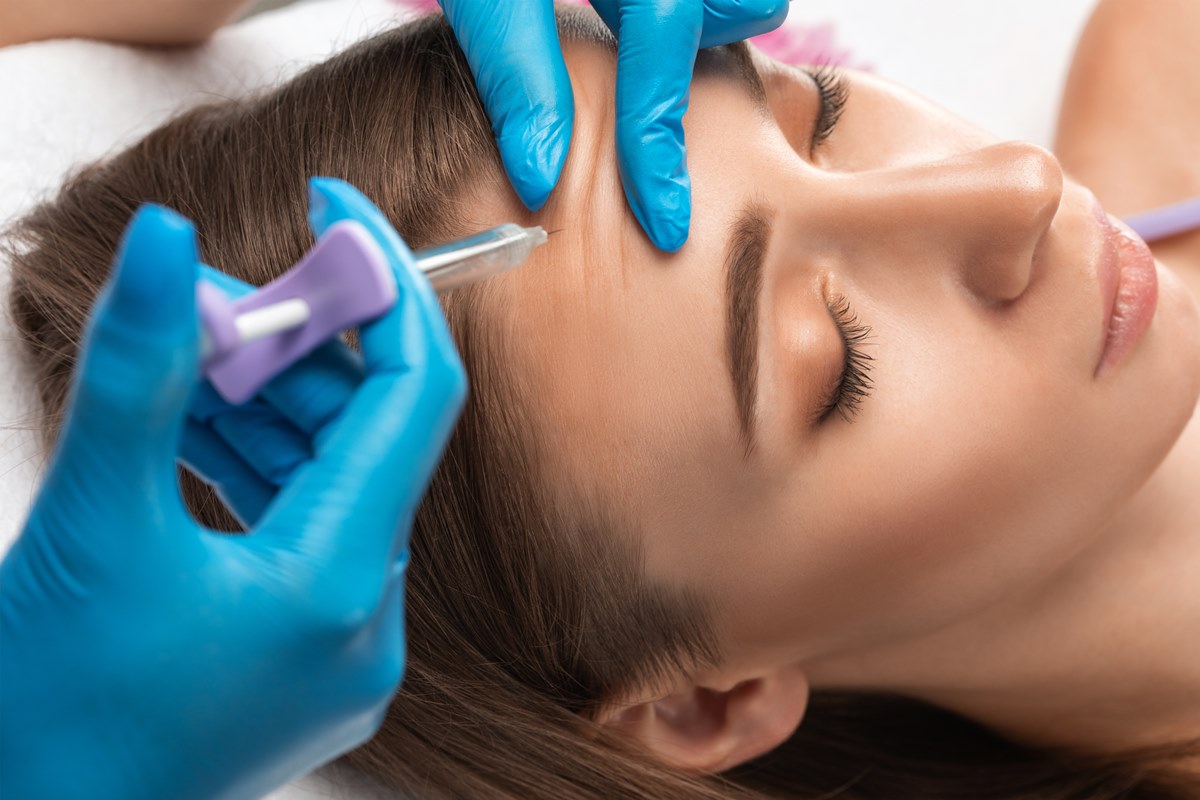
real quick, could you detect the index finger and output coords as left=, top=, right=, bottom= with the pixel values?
left=441, top=0, right=574, bottom=211
left=606, top=0, right=705, bottom=252
left=254, top=180, right=466, bottom=571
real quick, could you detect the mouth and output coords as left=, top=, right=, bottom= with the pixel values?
left=1091, top=197, right=1159, bottom=377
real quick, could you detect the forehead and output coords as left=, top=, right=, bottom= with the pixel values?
left=477, top=38, right=777, bottom=520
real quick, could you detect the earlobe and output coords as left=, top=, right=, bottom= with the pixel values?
left=598, top=666, right=810, bottom=773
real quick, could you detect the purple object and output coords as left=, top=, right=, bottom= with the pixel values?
left=1124, top=197, right=1200, bottom=243
left=198, top=220, right=396, bottom=404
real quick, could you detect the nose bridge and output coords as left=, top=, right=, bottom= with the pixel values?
left=816, top=142, right=1064, bottom=302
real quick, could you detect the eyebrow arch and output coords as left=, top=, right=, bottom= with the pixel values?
left=724, top=203, right=773, bottom=457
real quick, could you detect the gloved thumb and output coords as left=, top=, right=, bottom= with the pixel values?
left=48, top=205, right=201, bottom=523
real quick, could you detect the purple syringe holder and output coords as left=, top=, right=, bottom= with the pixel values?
left=1124, top=198, right=1200, bottom=243
left=197, top=220, right=396, bottom=405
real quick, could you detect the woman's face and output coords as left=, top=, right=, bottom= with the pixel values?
left=473, top=38, right=1200, bottom=673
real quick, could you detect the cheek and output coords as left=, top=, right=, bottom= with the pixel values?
left=875, top=330, right=1118, bottom=544
left=792, top=323, right=1122, bottom=639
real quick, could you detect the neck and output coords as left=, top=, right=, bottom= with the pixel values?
left=806, top=412, right=1200, bottom=759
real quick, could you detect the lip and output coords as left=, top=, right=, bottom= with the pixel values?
left=1091, top=198, right=1159, bottom=377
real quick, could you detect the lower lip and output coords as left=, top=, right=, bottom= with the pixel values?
left=1094, top=206, right=1159, bottom=377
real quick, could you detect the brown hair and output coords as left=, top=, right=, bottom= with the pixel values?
left=6, top=10, right=1199, bottom=799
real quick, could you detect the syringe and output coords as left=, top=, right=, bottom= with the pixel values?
left=418, top=223, right=549, bottom=293
left=197, top=221, right=552, bottom=403
left=202, top=223, right=549, bottom=357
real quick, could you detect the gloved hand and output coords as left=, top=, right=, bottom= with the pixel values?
left=440, top=0, right=789, bottom=252
left=0, top=179, right=466, bottom=800
left=180, top=178, right=409, bottom=528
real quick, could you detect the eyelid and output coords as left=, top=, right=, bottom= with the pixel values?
left=814, top=293, right=875, bottom=425
left=802, top=66, right=850, bottom=158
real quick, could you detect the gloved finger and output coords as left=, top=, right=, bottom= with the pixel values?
left=189, top=379, right=237, bottom=423
left=181, top=384, right=278, bottom=501
left=260, top=343, right=363, bottom=434
left=208, top=400, right=312, bottom=486
left=180, top=418, right=275, bottom=528
left=589, top=0, right=790, bottom=64
left=365, top=567, right=408, bottom=699
left=696, top=0, right=790, bottom=48
left=304, top=178, right=463, bottom=388
left=601, top=0, right=705, bottom=252
left=190, top=339, right=362, bottom=436
left=197, top=261, right=253, bottom=298
left=196, top=263, right=364, bottom=436
left=255, top=179, right=465, bottom=583
left=440, top=0, right=573, bottom=211
left=378, top=557, right=409, bottom=658
left=42, top=205, right=200, bottom=539
left=188, top=266, right=252, bottom=426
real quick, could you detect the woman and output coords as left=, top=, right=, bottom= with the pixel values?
left=7, top=2, right=1200, bottom=798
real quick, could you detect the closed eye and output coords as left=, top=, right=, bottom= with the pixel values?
left=815, top=294, right=875, bottom=424
left=804, top=66, right=849, bottom=154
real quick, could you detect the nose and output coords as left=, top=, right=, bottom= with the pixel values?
left=816, top=142, right=1064, bottom=303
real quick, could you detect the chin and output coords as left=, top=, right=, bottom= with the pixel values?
left=1154, top=262, right=1200, bottom=410
left=1117, top=261, right=1200, bottom=480
left=1063, top=260, right=1199, bottom=523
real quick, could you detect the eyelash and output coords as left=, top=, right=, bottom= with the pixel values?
left=817, top=295, right=875, bottom=424
left=800, top=67, right=864, bottom=422
left=805, top=66, right=850, bottom=150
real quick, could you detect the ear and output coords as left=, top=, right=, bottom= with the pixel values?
left=597, top=665, right=810, bottom=773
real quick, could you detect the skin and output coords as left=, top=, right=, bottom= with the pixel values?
left=0, top=0, right=253, bottom=46
left=457, top=1, right=1200, bottom=769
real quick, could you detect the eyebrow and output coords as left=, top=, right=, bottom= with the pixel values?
left=694, top=41, right=768, bottom=108
left=725, top=204, right=773, bottom=457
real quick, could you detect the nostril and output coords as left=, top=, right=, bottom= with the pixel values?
left=1012, top=145, right=1063, bottom=299
left=958, top=143, right=1063, bottom=303
left=960, top=234, right=1034, bottom=303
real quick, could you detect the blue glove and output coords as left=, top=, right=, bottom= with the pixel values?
left=180, top=179, right=413, bottom=528
left=0, top=179, right=466, bottom=800
left=440, top=0, right=789, bottom=252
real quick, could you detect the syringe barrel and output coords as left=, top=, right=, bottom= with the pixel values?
left=414, top=223, right=547, bottom=293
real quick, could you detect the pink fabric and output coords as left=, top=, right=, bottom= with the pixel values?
left=396, top=0, right=864, bottom=68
